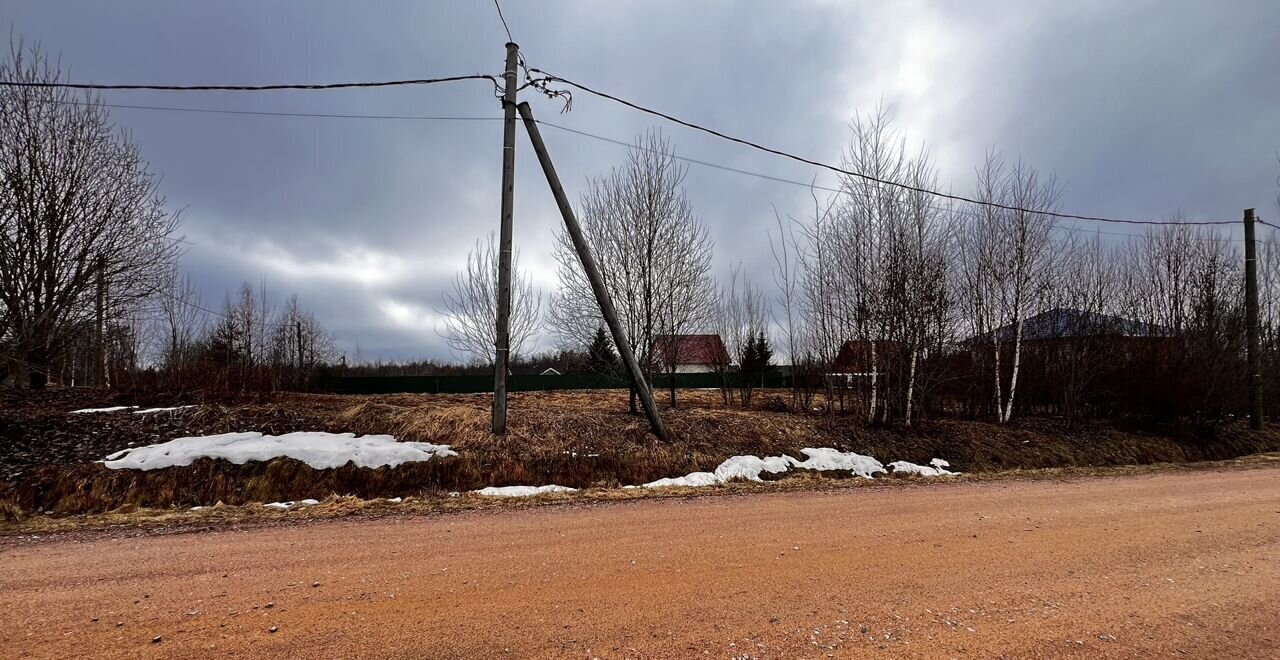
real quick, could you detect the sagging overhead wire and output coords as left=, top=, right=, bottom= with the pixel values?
left=531, top=120, right=1246, bottom=244
left=527, top=68, right=1239, bottom=227
left=493, top=0, right=514, bottom=43
left=145, top=282, right=295, bottom=330
left=53, top=98, right=1248, bottom=243
left=4, top=64, right=1245, bottom=230
left=53, top=99, right=503, bottom=122
left=0, top=73, right=505, bottom=95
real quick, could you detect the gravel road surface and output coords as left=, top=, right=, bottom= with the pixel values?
left=2, top=468, right=1277, bottom=658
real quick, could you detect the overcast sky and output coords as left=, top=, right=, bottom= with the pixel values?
left=6, top=0, right=1279, bottom=362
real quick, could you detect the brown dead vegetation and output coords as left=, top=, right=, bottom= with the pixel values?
left=3, top=388, right=1279, bottom=519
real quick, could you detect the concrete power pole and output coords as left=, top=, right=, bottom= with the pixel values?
left=492, top=42, right=520, bottom=434
left=1244, top=208, right=1263, bottom=430
left=515, top=100, right=670, bottom=441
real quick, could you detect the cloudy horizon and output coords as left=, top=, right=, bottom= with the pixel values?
left=6, top=0, right=1279, bottom=362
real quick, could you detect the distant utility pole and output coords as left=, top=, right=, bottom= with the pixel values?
left=96, top=254, right=109, bottom=389
left=516, top=100, right=670, bottom=441
left=1244, top=208, right=1263, bottom=430
left=296, top=320, right=305, bottom=374
left=492, top=41, right=520, bottom=434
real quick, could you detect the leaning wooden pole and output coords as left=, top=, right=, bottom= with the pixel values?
left=492, top=42, right=520, bottom=434
left=515, top=101, right=670, bottom=440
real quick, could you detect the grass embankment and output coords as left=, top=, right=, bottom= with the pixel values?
left=2, top=389, right=1278, bottom=519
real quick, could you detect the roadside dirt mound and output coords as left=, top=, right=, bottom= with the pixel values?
left=3, top=389, right=1279, bottom=516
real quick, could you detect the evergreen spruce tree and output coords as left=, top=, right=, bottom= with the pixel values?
left=586, top=325, right=619, bottom=375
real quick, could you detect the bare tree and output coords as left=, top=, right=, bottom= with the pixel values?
left=1051, top=232, right=1120, bottom=426
left=270, top=294, right=337, bottom=388
left=548, top=129, right=714, bottom=411
left=960, top=153, right=1060, bottom=422
left=153, top=269, right=206, bottom=387
left=769, top=206, right=805, bottom=409
left=0, top=39, right=180, bottom=387
left=795, top=108, right=956, bottom=425
left=713, top=263, right=768, bottom=406
left=441, top=232, right=541, bottom=365
left=795, top=186, right=842, bottom=421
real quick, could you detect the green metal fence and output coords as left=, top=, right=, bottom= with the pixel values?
left=327, top=372, right=790, bottom=395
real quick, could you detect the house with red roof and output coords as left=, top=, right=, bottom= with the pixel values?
left=650, top=334, right=731, bottom=373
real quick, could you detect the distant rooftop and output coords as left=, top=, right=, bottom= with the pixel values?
left=975, top=308, right=1174, bottom=343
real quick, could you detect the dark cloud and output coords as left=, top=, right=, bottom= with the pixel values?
left=6, top=0, right=1278, bottom=359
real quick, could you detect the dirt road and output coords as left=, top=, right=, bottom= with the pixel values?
left=2, top=469, right=1278, bottom=659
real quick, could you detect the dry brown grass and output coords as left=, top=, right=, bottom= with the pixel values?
left=5, top=389, right=1280, bottom=519
left=6, top=453, right=1277, bottom=540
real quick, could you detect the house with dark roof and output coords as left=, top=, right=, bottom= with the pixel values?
left=972, top=308, right=1173, bottom=344
left=650, top=334, right=731, bottom=373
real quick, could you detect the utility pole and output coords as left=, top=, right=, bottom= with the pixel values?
left=492, top=41, right=520, bottom=434
left=516, top=101, right=670, bottom=440
left=296, top=320, right=304, bottom=375
left=96, top=254, right=109, bottom=388
left=1244, top=208, right=1263, bottom=430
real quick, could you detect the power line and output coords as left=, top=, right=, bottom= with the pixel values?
left=529, top=68, right=1239, bottom=228
left=55, top=99, right=501, bottom=122
left=532, top=119, right=1244, bottom=243
left=59, top=99, right=1244, bottom=243
left=493, top=0, right=514, bottom=43
left=146, top=282, right=293, bottom=330
left=1, top=69, right=1246, bottom=229
left=0, top=73, right=501, bottom=93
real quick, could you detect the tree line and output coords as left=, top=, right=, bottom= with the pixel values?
left=0, top=41, right=335, bottom=392
left=443, top=107, right=1280, bottom=428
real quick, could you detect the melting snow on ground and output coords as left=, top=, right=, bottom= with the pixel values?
left=634, top=472, right=721, bottom=489
left=888, top=460, right=957, bottom=477
left=790, top=448, right=886, bottom=478
left=133, top=405, right=198, bottom=414
left=263, top=498, right=321, bottom=510
left=634, top=448, right=957, bottom=489
left=71, top=405, right=198, bottom=414
left=70, top=406, right=138, bottom=414
left=100, top=431, right=457, bottom=471
left=473, top=485, right=578, bottom=497
left=714, top=455, right=792, bottom=481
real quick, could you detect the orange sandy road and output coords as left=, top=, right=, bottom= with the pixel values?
left=2, top=469, right=1278, bottom=659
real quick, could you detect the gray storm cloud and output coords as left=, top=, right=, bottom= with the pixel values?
left=6, top=0, right=1278, bottom=360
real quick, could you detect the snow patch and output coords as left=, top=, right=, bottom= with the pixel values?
left=714, top=455, right=793, bottom=482
left=102, top=448, right=132, bottom=461
left=473, top=485, right=577, bottom=497
left=791, top=448, right=886, bottom=478
left=888, top=460, right=957, bottom=477
left=70, top=406, right=137, bottom=414
left=638, top=471, right=721, bottom=489
left=635, top=449, right=915, bottom=489
left=386, top=497, right=403, bottom=504
left=100, top=431, right=457, bottom=471
left=263, top=499, right=320, bottom=510
left=133, top=405, right=198, bottom=414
